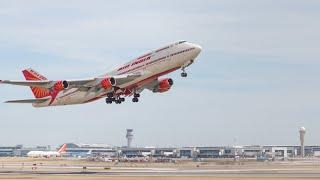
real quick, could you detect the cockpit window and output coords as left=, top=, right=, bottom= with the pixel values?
left=179, top=41, right=187, bottom=44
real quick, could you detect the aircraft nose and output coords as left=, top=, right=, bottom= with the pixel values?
left=192, top=44, right=202, bottom=55
left=194, top=44, right=202, bottom=54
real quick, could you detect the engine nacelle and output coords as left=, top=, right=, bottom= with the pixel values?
left=101, top=77, right=116, bottom=89
left=153, top=78, right=174, bottom=93
left=53, top=81, right=69, bottom=91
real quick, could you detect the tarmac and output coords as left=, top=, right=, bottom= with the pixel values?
left=0, top=157, right=320, bottom=179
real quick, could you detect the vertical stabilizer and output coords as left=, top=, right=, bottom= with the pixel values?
left=22, top=68, right=50, bottom=99
left=58, top=144, right=67, bottom=154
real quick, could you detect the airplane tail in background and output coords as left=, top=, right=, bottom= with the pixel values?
left=58, top=144, right=67, bottom=154
left=22, top=68, right=51, bottom=99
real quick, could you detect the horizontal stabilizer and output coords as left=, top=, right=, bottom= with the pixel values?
left=5, top=98, right=49, bottom=104
left=0, top=79, right=96, bottom=88
left=0, top=80, right=51, bottom=87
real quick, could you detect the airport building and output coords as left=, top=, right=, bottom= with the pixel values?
left=62, top=143, right=117, bottom=158
left=0, top=145, right=22, bottom=157
left=0, top=145, right=49, bottom=157
left=1, top=144, right=320, bottom=159
left=0, top=127, right=314, bottom=160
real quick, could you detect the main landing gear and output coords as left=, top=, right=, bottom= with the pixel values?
left=105, top=92, right=125, bottom=104
left=105, top=91, right=141, bottom=104
left=115, top=97, right=125, bottom=104
left=105, top=97, right=113, bottom=104
left=132, top=93, right=140, bottom=103
left=106, top=97, right=125, bottom=104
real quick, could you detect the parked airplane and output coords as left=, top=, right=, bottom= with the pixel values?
left=27, top=144, right=67, bottom=158
left=1, top=41, right=201, bottom=107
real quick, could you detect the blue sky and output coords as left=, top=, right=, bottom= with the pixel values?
left=0, top=0, right=320, bottom=148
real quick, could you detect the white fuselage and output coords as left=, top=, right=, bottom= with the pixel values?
left=33, top=41, right=201, bottom=107
left=27, top=151, right=61, bottom=158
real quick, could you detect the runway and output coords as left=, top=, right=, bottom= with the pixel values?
left=0, top=165, right=320, bottom=178
left=0, top=158, right=320, bottom=179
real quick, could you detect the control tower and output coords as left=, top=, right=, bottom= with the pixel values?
left=126, top=129, right=133, bottom=148
left=299, top=127, right=306, bottom=157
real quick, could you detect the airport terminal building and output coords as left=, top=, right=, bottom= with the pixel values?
left=2, top=143, right=320, bottom=159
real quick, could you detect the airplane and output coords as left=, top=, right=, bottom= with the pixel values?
left=0, top=41, right=202, bottom=107
left=27, top=144, right=67, bottom=158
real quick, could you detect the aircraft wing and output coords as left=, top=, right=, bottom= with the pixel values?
left=5, top=98, right=50, bottom=104
left=0, top=71, right=146, bottom=89
left=113, top=72, right=145, bottom=85
left=0, top=78, right=97, bottom=89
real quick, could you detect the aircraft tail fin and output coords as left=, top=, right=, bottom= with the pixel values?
left=58, top=144, right=67, bottom=154
left=22, top=68, right=51, bottom=99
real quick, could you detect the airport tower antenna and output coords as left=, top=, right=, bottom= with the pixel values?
left=299, top=127, right=306, bottom=157
left=126, top=129, right=133, bottom=148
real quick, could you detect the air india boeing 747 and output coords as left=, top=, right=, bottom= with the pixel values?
left=1, top=41, right=201, bottom=107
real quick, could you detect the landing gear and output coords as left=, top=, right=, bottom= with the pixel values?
left=181, top=60, right=193, bottom=78
left=106, top=92, right=115, bottom=104
left=132, top=97, right=139, bottom=103
left=181, top=68, right=188, bottom=77
left=106, top=92, right=140, bottom=103
left=105, top=98, right=112, bottom=104
left=132, top=93, right=140, bottom=103
left=181, top=72, right=187, bottom=77
left=106, top=96, right=125, bottom=104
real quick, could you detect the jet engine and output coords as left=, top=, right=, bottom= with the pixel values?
left=153, top=78, right=174, bottom=93
left=101, top=77, right=116, bottom=89
left=53, top=81, right=69, bottom=91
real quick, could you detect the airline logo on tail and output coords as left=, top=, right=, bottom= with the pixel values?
left=58, top=144, right=67, bottom=154
left=22, top=69, right=51, bottom=99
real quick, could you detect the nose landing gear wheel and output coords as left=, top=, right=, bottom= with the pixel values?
left=181, top=66, right=188, bottom=77
left=181, top=72, right=187, bottom=77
